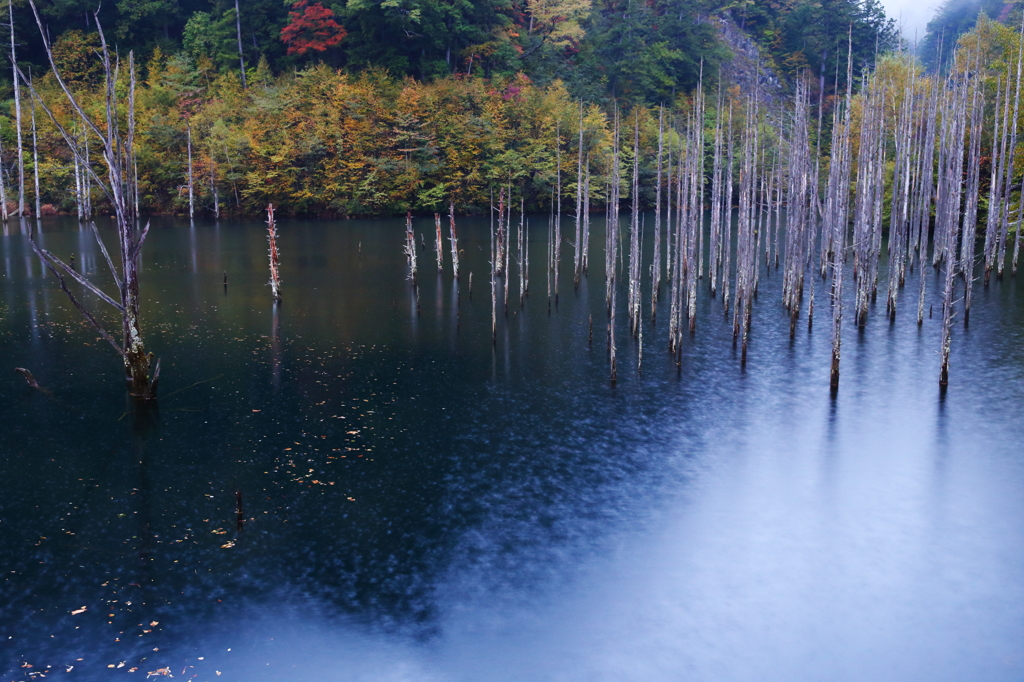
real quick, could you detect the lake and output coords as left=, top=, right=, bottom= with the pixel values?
left=2, top=215, right=1023, bottom=681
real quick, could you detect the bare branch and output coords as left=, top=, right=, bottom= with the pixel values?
left=36, top=245, right=125, bottom=313
left=28, top=239, right=125, bottom=358
left=89, top=221, right=124, bottom=297
left=134, top=221, right=150, bottom=261
left=25, top=0, right=106, bottom=142
left=19, top=70, right=117, bottom=208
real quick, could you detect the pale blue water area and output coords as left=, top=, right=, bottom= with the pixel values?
left=1, top=216, right=1023, bottom=681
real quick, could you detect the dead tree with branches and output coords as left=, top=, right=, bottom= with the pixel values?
left=25, top=3, right=159, bottom=399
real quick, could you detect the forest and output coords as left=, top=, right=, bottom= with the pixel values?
left=0, top=0, right=905, bottom=217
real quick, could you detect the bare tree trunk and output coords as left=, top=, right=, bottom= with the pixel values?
left=628, top=113, right=641, bottom=337
left=554, top=124, right=561, bottom=302
left=434, top=212, right=444, bottom=272
left=0, top=125, right=8, bottom=220
left=10, top=0, right=24, bottom=217
left=403, top=210, right=417, bottom=282
left=267, top=204, right=282, bottom=302
left=30, top=69, right=40, bottom=218
left=574, top=101, right=584, bottom=286
left=234, top=0, right=247, bottom=89
left=211, top=159, right=219, bottom=218
left=187, top=124, right=195, bottom=219
left=652, top=106, right=663, bottom=321
left=82, top=121, right=92, bottom=218
left=26, top=5, right=159, bottom=398
left=72, top=133, right=82, bottom=220
left=519, top=199, right=525, bottom=307
left=491, top=204, right=497, bottom=343
left=448, top=202, right=460, bottom=279
left=583, top=156, right=590, bottom=274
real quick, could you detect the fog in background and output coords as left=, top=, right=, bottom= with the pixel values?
left=881, top=0, right=939, bottom=43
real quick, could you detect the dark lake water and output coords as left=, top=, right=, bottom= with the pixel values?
left=2, top=215, right=1024, bottom=681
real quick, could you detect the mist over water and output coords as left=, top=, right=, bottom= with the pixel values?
left=2, top=216, right=1023, bottom=681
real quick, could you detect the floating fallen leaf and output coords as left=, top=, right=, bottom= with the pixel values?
left=70, top=606, right=87, bottom=615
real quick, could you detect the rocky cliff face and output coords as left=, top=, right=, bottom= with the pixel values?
left=714, top=15, right=786, bottom=108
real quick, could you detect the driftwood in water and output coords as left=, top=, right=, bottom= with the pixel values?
left=15, top=367, right=39, bottom=388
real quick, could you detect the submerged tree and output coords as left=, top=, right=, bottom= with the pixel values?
left=25, top=2, right=159, bottom=400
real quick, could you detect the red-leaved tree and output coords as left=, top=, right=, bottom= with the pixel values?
left=280, top=0, right=347, bottom=56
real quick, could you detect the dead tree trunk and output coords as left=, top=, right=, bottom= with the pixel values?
left=267, top=204, right=282, bottom=302
left=434, top=212, right=444, bottom=272
left=0, top=120, right=8, bottom=220
left=10, top=0, right=24, bottom=217
left=448, top=202, right=460, bottom=279
left=234, top=0, right=247, bottom=89
left=403, top=210, right=417, bottom=283
left=29, top=69, right=40, bottom=218
left=26, top=4, right=158, bottom=399
left=187, top=124, right=195, bottom=219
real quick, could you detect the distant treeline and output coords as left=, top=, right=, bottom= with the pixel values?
left=19, top=61, right=689, bottom=218
left=3, top=0, right=896, bottom=105
left=6, top=10, right=1024, bottom=220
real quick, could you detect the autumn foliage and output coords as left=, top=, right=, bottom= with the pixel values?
left=280, top=0, right=347, bottom=56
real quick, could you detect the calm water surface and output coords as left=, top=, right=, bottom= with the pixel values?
left=1, top=216, right=1023, bottom=681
